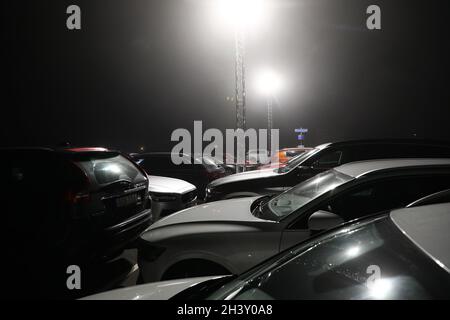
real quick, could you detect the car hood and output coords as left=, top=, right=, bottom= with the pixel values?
left=145, top=196, right=267, bottom=230
left=148, top=175, right=196, bottom=194
left=81, top=276, right=227, bottom=300
left=208, top=168, right=280, bottom=188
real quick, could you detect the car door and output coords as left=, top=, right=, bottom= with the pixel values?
left=279, top=173, right=450, bottom=251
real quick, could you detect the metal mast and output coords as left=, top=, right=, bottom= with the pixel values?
left=234, top=29, right=246, bottom=172
left=267, top=96, right=273, bottom=155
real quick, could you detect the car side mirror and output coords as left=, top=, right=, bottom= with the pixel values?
left=308, top=210, right=344, bottom=232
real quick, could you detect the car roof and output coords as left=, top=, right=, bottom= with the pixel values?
left=390, top=202, right=450, bottom=272
left=334, top=158, right=450, bottom=178
left=280, top=147, right=312, bottom=151
left=318, top=138, right=450, bottom=149
left=0, top=147, right=121, bottom=159
left=0, top=146, right=111, bottom=152
left=137, top=152, right=190, bottom=157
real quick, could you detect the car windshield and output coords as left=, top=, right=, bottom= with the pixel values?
left=208, top=216, right=450, bottom=300
left=76, top=154, right=146, bottom=186
left=257, top=170, right=352, bottom=221
left=278, top=148, right=319, bottom=173
left=197, top=156, right=217, bottom=166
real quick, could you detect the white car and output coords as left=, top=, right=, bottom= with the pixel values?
left=84, top=202, right=450, bottom=300
left=148, top=175, right=197, bottom=221
left=138, top=159, right=450, bottom=283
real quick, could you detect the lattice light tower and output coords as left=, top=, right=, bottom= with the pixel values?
left=235, top=31, right=246, bottom=133
left=215, top=0, right=269, bottom=172
left=234, top=30, right=247, bottom=172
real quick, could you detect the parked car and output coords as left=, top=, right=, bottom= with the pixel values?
left=205, top=139, right=450, bottom=202
left=205, top=154, right=236, bottom=175
left=259, top=147, right=313, bottom=170
left=147, top=175, right=197, bottom=221
left=137, top=158, right=450, bottom=283
left=131, top=152, right=225, bottom=199
left=84, top=202, right=450, bottom=300
left=247, top=149, right=269, bottom=164
left=243, top=149, right=270, bottom=171
left=406, top=188, right=450, bottom=208
left=1, top=147, right=152, bottom=298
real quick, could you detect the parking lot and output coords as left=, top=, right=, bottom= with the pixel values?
left=2, top=0, right=450, bottom=302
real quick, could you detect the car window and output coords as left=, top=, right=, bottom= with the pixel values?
left=285, top=150, right=303, bottom=158
left=346, top=144, right=450, bottom=163
left=327, top=175, right=450, bottom=221
left=313, top=150, right=343, bottom=168
left=76, top=154, right=146, bottom=186
left=279, top=148, right=319, bottom=173
left=346, top=144, right=396, bottom=162
left=209, top=217, right=450, bottom=300
left=259, top=170, right=353, bottom=221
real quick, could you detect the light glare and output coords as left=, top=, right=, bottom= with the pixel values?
left=345, top=246, right=360, bottom=257
left=255, top=68, right=283, bottom=96
left=368, top=279, right=393, bottom=299
left=103, top=164, right=122, bottom=174
left=215, top=0, right=268, bottom=30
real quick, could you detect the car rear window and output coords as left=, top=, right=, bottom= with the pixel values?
left=75, top=154, right=146, bottom=186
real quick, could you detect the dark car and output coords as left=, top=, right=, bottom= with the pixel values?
left=131, top=152, right=226, bottom=199
left=1, top=147, right=152, bottom=298
left=205, top=139, right=450, bottom=202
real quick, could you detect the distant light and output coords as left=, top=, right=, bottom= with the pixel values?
left=214, top=0, right=268, bottom=30
left=140, top=146, right=145, bottom=151
left=255, top=68, right=283, bottom=96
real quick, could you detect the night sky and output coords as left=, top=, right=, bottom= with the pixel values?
left=2, top=0, right=450, bottom=153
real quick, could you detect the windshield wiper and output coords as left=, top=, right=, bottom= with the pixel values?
left=252, top=195, right=274, bottom=218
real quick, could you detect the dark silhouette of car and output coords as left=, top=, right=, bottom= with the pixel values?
left=131, top=152, right=226, bottom=199
left=1, top=147, right=152, bottom=299
left=205, top=139, right=450, bottom=202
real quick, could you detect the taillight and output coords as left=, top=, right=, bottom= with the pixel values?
left=64, top=190, right=91, bottom=205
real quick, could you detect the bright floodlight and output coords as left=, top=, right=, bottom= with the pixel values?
left=255, top=68, right=283, bottom=96
left=215, top=0, right=268, bottom=30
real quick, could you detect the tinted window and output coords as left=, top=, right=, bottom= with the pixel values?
left=210, top=217, right=450, bottom=300
left=285, top=150, right=304, bottom=158
left=346, top=144, right=450, bottom=163
left=328, top=175, right=450, bottom=221
left=280, top=148, right=319, bottom=172
left=313, top=150, right=343, bottom=168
